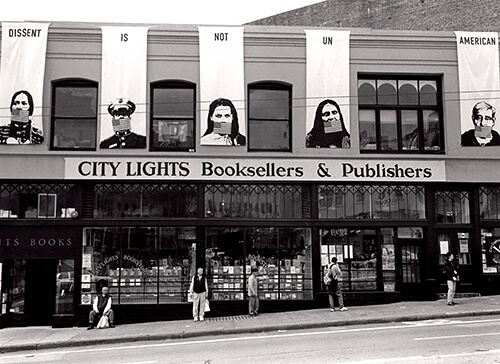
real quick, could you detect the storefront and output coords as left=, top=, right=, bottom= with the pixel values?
left=1, top=22, right=500, bottom=327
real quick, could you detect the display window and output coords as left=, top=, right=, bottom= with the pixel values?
left=205, top=227, right=313, bottom=301
left=481, top=228, right=500, bottom=273
left=82, top=227, right=196, bottom=305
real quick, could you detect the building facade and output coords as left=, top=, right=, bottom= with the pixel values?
left=1, top=22, right=500, bottom=328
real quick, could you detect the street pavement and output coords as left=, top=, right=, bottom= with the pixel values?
left=1, top=294, right=500, bottom=354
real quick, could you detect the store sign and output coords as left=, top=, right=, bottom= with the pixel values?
left=0, top=227, right=77, bottom=259
left=65, top=157, right=446, bottom=182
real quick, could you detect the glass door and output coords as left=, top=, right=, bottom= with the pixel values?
left=437, top=230, right=473, bottom=291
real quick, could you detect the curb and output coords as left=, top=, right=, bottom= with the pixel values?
left=3, top=308, right=500, bottom=354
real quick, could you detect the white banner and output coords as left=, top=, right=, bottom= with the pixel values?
left=100, top=26, right=149, bottom=149
left=305, top=30, right=350, bottom=149
left=456, top=32, right=500, bottom=146
left=198, top=27, right=246, bottom=146
left=65, top=157, right=446, bottom=182
left=0, top=22, right=49, bottom=145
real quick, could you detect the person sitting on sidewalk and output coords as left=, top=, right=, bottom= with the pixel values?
left=88, top=286, right=115, bottom=329
left=328, top=257, right=348, bottom=312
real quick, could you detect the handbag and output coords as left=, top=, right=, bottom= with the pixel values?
left=204, top=299, right=211, bottom=312
left=323, top=265, right=333, bottom=285
left=97, top=315, right=109, bottom=329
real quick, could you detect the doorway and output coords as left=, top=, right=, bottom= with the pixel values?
left=396, top=240, right=424, bottom=297
left=436, top=230, right=473, bottom=291
left=2, top=259, right=56, bottom=327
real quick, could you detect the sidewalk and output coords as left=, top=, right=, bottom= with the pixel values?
left=1, top=295, right=500, bottom=354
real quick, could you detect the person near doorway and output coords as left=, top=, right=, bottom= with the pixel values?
left=328, top=257, right=348, bottom=312
left=443, top=252, right=459, bottom=306
left=87, top=286, right=115, bottom=329
left=189, top=267, right=209, bottom=322
left=248, top=267, right=259, bottom=316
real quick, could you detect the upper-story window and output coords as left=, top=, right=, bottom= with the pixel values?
left=358, top=75, right=443, bottom=153
left=248, top=82, right=292, bottom=151
left=150, top=81, right=195, bottom=151
left=51, top=79, right=98, bottom=150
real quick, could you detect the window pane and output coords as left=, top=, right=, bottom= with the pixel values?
left=435, top=191, right=470, bottom=224
left=249, top=89, right=289, bottom=119
left=52, top=84, right=97, bottom=150
left=378, top=80, right=397, bottom=105
left=420, top=81, right=437, bottom=105
left=423, top=110, right=441, bottom=151
left=153, top=88, right=194, bottom=118
left=359, top=109, right=376, bottom=150
left=53, top=118, right=96, bottom=149
left=399, top=81, right=418, bottom=105
left=248, top=119, right=289, bottom=150
left=54, top=87, right=97, bottom=117
left=380, top=110, right=397, bottom=150
left=151, top=119, right=194, bottom=149
left=358, top=80, right=376, bottom=105
left=401, top=110, right=419, bottom=150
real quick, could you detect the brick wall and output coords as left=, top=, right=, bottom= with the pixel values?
left=248, top=0, right=500, bottom=32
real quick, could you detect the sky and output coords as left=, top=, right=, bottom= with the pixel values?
left=0, top=0, right=323, bottom=25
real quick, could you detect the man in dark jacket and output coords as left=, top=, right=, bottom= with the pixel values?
left=88, top=286, right=115, bottom=329
left=443, top=252, right=459, bottom=306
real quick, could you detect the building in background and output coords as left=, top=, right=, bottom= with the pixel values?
left=0, top=21, right=500, bottom=329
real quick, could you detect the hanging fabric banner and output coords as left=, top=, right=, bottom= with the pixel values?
left=305, top=29, right=350, bottom=149
left=456, top=31, right=500, bottom=147
left=99, top=26, right=149, bottom=149
left=0, top=22, right=49, bottom=145
left=199, top=26, right=246, bottom=146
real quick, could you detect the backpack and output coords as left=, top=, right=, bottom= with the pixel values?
left=323, top=265, right=333, bottom=285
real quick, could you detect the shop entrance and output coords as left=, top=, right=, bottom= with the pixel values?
left=1, top=259, right=56, bottom=327
left=396, top=240, right=424, bottom=297
left=436, top=230, right=473, bottom=292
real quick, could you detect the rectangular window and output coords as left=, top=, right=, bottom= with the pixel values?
left=481, top=228, right=500, bottom=274
left=206, top=227, right=313, bottom=301
left=358, top=76, right=443, bottom=153
left=435, top=190, right=470, bottom=224
left=51, top=80, right=98, bottom=150
left=82, top=227, right=196, bottom=305
left=93, top=184, right=197, bottom=218
left=318, top=185, right=426, bottom=220
left=248, top=83, right=291, bottom=151
left=205, top=184, right=309, bottom=219
left=150, top=81, right=195, bottom=151
left=0, top=183, right=77, bottom=219
left=479, top=187, right=500, bottom=220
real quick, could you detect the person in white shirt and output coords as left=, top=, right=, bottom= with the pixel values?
left=87, top=286, right=115, bottom=329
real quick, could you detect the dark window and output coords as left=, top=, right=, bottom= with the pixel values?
left=51, top=79, right=98, bottom=150
left=248, top=82, right=291, bottom=151
left=150, top=81, right=195, bottom=151
left=358, top=76, right=443, bottom=153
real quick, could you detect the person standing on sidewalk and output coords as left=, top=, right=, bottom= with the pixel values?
left=444, top=252, right=459, bottom=306
left=189, top=267, right=209, bottom=322
left=328, top=257, right=348, bottom=312
left=248, top=267, right=259, bottom=316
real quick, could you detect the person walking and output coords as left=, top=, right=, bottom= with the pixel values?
left=189, top=267, right=209, bottom=322
left=248, top=267, right=259, bottom=316
left=328, top=257, right=348, bottom=312
left=443, top=252, right=459, bottom=306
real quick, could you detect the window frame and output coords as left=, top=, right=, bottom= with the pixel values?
left=358, top=74, right=444, bottom=154
left=149, top=80, right=196, bottom=152
left=50, top=78, right=99, bottom=151
left=247, top=81, right=292, bottom=152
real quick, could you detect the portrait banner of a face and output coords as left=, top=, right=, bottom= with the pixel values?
left=456, top=32, right=500, bottom=147
left=0, top=23, right=49, bottom=145
left=199, top=27, right=246, bottom=146
left=100, top=26, right=149, bottom=149
left=305, top=30, right=350, bottom=149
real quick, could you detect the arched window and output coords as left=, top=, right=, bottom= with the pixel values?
left=51, top=79, right=98, bottom=150
left=150, top=80, right=196, bottom=151
left=248, top=82, right=292, bottom=151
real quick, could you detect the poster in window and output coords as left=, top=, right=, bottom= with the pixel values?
left=199, top=27, right=246, bottom=146
left=38, top=194, right=57, bottom=218
left=456, top=32, right=500, bottom=147
left=305, top=30, right=350, bottom=149
left=0, top=23, right=49, bottom=145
